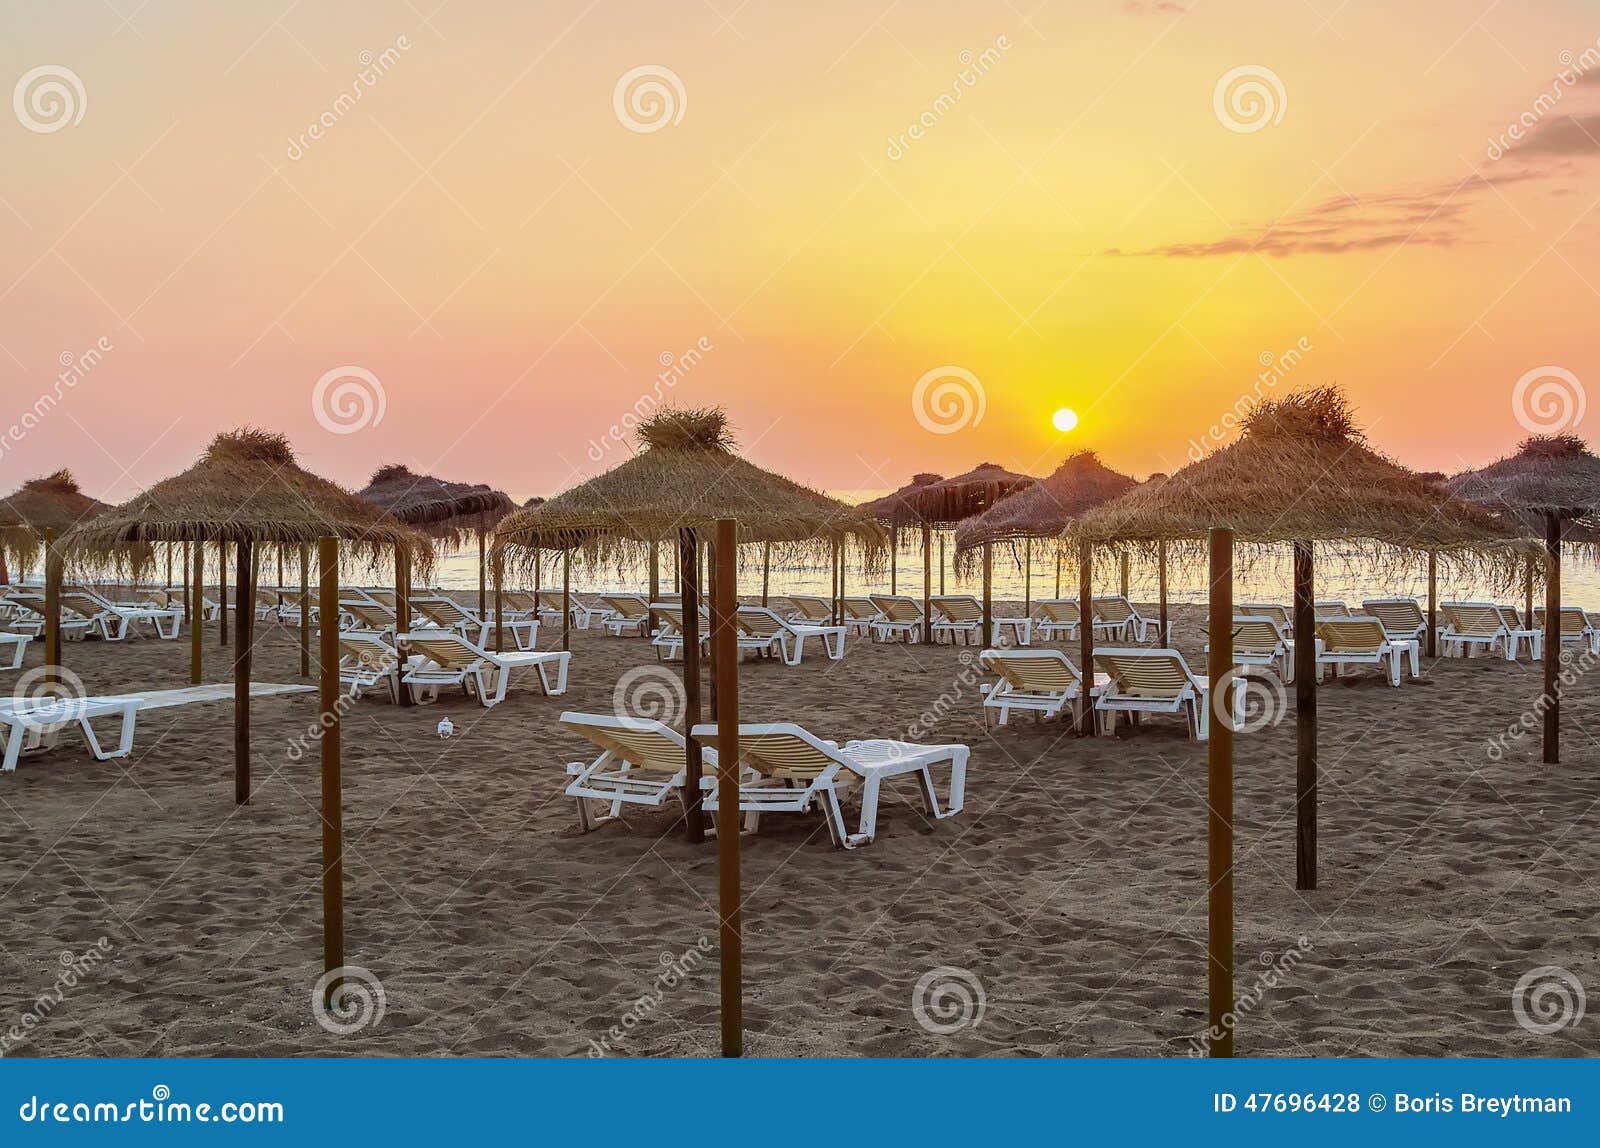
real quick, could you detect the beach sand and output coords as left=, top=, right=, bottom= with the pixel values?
left=1, top=596, right=1596, bottom=1058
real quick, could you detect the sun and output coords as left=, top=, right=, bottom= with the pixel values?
left=1051, top=407, right=1079, bottom=433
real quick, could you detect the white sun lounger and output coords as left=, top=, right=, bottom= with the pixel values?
left=0, top=632, right=30, bottom=671
left=1315, top=616, right=1417, bottom=685
left=0, top=695, right=141, bottom=772
left=867, top=594, right=923, bottom=643
left=978, top=648, right=1105, bottom=728
left=736, top=606, right=845, bottom=665
left=1092, top=647, right=1214, bottom=740
left=690, top=721, right=967, bottom=848
left=560, top=712, right=722, bottom=833
left=398, top=631, right=570, bottom=706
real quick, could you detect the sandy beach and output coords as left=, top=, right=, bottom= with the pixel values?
left=1, top=594, right=1596, bottom=1058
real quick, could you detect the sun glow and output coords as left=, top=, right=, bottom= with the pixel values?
left=1052, top=408, right=1080, bottom=433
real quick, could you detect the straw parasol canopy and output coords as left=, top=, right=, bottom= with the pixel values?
left=887, top=462, right=1036, bottom=527
left=1066, top=387, right=1534, bottom=576
left=858, top=473, right=944, bottom=527
left=954, top=450, right=1136, bottom=559
left=66, top=429, right=433, bottom=572
left=359, top=464, right=515, bottom=545
left=1, top=470, right=110, bottom=570
left=493, top=408, right=888, bottom=571
left=1444, top=435, right=1600, bottom=554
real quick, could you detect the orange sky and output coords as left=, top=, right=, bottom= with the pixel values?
left=2, top=1, right=1597, bottom=503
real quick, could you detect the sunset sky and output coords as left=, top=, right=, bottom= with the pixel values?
left=3, top=0, right=1597, bottom=504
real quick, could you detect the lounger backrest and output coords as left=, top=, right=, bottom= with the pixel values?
left=1231, top=617, right=1285, bottom=654
left=869, top=595, right=922, bottom=623
left=60, top=592, right=107, bottom=620
left=1315, top=600, right=1351, bottom=616
left=401, top=633, right=483, bottom=672
left=981, top=650, right=1079, bottom=693
left=932, top=596, right=982, bottom=623
left=340, top=636, right=396, bottom=670
left=1092, top=596, right=1135, bottom=624
left=1361, top=599, right=1424, bottom=634
left=1537, top=607, right=1593, bottom=636
left=1492, top=606, right=1526, bottom=631
left=735, top=607, right=785, bottom=638
left=1093, top=650, right=1193, bottom=698
left=1315, top=617, right=1387, bottom=653
left=365, top=589, right=397, bottom=607
left=344, top=602, right=396, bottom=630
left=785, top=596, right=834, bottom=622
left=503, top=590, right=539, bottom=612
left=562, top=714, right=686, bottom=775
left=841, top=597, right=878, bottom=620
left=1441, top=603, right=1503, bottom=637
left=731, top=731, right=836, bottom=781
left=1035, top=599, right=1080, bottom=623
left=1239, top=603, right=1292, bottom=629
left=414, top=597, right=472, bottom=627
left=601, top=595, right=648, bottom=620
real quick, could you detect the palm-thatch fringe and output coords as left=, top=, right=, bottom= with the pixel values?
left=953, top=450, right=1136, bottom=572
left=63, top=428, right=434, bottom=576
left=1445, top=434, right=1600, bottom=558
left=1065, top=386, right=1540, bottom=582
left=1, top=470, right=110, bottom=571
left=359, top=463, right=515, bottom=548
left=492, top=408, right=887, bottom=574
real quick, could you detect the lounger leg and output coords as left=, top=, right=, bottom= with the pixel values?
left=2, top=720, right=23, bottom=771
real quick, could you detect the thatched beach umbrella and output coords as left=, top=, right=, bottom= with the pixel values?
left=65, top=429, right=432, bottom=805
left=1068, top=387, right=1532, bottom=889
left=1447, top=434, right=1600, bottom=763
left=1, top=470, right=114, bottom=672
left=887, top=462, right=1035, bottom=642
left=860, top=473, right=943, bottom=600
left=359, top=464, right=515, bottom=618
left=954, top=450, right=1138, bottom=626
left=1068, top=387, right=1532, bottom=1058
left=493, top=408, right=887, bottom=841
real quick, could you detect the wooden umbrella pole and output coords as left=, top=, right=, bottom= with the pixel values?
left=494, top=545, right=504, bottom=654
left=533, top=549, right=541, bottom=593
left=182, top=542, right=191, bottom=623
left=1077, top=538, right=1094, bottom=736
left=299, top=543, right=310, bottom=678
left=478, top=512, right=488, bottom=619
left=832, top=539, right=841, bottom=627
left=1292, top=540, right=1317, bottom=890
left=561, top=549, right=571, bottom=652
left=219, top=541, right=229, bottom=646
left=1524, top=554, right=1536, bottom=630
left=276, top=549, right=285, bottom=616
left=939, top=533, right=946, bottom=595
left=1425, top=550, right=1437, bottom=659
left=1544, top=512, right=1561, bottom=765
left=981, top=542, right=993, bottom=647
left=234, top=538, right=254, bottom=805
left=166, top=546, right=173, bottom=598
left=680, top=528, right=705, bottom=843
left=1207, top=527, right=1235, bottom=1057
left=712, top=518, right=743, bottom=1057
left=707, top=539, right=718, bottom=722
left=395, top=544, right=412, bottom=708
left=43, top=528, right=60, bottom=680
left=760, top=542, right=770, bottom=608
left=190, top=538, right=203, bottom=685
left=1023, top=537, right=1032, bottom=619
left=317, top=537, right=345, bottom=1008
left=1158, top=539, right=1169, bottom=647
left=648, top=540, right=660, bottom=640
left=1119, top=550, right=1130, bottom=600
left=1055, top=551, right=1062, bottom=598
left=890, top=526, right=897, bottom=595
left=921, top=522, right=933, bottom=645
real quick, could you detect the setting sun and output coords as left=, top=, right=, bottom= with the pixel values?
left=1052, top=408, right=1080, bottom=433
